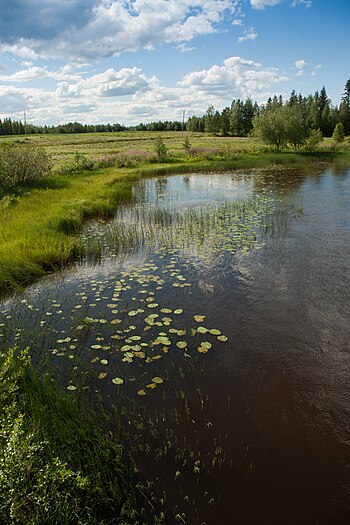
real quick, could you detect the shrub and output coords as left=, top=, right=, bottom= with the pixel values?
left=332, top=122, right=345, bottom=144
left=61, top=151, right=94, bottom=173
left=0, top=143, right=51, bottom=192
left=304, top=129, right=323, bottom=151
left=183, top=136, right=191, bottom=152
left=154, top=137, right=167, bottom=162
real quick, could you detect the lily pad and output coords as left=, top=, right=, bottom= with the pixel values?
left=112, top=377, right=124, bottom=385
left=152, top=377, right=164, bottom=384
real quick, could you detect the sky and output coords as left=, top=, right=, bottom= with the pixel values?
left=0, top=0, right=349, bottom=126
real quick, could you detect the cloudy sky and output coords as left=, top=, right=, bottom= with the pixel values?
left=0, top=0, right=349, bottom=125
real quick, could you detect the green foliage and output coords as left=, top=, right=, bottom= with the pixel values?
left=253, top=106, right=288, bottom=151
left=154, top=137, right=167, bottom=162
left=304, top=129, right=323, bottom=151
left=332, top=122, right=345, bottom=143
left=253, top=104, right=310, bottom=150
left=182, top=136, right=191, bottom=151
left=61, top=151, right=94, bottom=173
left=0, top=348, right=132, bottom=524
left=0, top=143, right=51, bottom=194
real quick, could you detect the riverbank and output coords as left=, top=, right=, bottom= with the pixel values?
left=1, top=150, right=349, bottom=297
left=0, top=348, right=139, bottom=524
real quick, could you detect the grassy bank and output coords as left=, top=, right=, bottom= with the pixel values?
left=0, top=348, right=137, bottom=524
left=0, top=167, right=138, bottom=295
left=1, top=143, right=349, bottom=297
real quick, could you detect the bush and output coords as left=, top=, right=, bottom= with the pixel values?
left=332, top=122, right=345, bottom=144
left=0, top=143, right=51, bottom=192
left=61, top=152, right=94, bottom=173
left=304, top=129, right=323, bottom=151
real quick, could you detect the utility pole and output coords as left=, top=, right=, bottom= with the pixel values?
left=182, top=110, right=185, bottom=134
left=24, top=110, right=27, bottom=134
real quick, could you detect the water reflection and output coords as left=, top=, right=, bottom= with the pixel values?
left=1, top=165, right=350, bottom=524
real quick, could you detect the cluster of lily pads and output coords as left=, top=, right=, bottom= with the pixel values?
left=0, top=252, right=230, bottom=396
left=0, top=174, right=283, bottom=398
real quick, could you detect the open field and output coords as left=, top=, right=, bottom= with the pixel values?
left=0, top=131, right=342, bottom=170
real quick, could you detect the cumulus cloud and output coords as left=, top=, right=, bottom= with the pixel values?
left=180, top=56, right=288, bottom=98
left=0, top=57, right=289, bottom=125
left=0, top=0, right=236, bottom=62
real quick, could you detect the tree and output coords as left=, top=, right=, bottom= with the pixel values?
left=332, top=122, right=345, bottom=143
left=284, top=105, right=308, bottom=149
left=252, top=106, right=288, bottom=151
left=340, top=79, right=350, bottom=135
left=204, top=105, right=215, bottom=134
left=182, top=136, right=191, bottom=152
left=230, top=99, right=245, bottom=136
left=220, top=107, right=231, bottom=136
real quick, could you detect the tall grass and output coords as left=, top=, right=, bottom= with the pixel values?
left=0, top=168, right=138, bottom=295
left=0, top=348, right=137, bottom=524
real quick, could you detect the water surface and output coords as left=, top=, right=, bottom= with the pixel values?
left=1, top=165, right=350, bottom=524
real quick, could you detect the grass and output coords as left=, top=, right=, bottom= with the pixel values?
left=0, top=168, right=138, bottom=295
left=0, top=347, right=137, bottom=525
left=1, top=131, right=348, bottom=171
left=0, top=131, right=349, bottom=297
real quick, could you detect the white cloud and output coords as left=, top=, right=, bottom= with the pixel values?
left=296, top=70, right=304, bottom=77
left=176, top=43, right=195, bottom=53
left=238, top=28, right=258, bottom=43
left=0, top=1, right=236, bottom=62
left=232, top=19, right=243, bottom=25
left=315, top=64, right=322, bottom=69
left=250, top=0, right=283, bottom=9
left=0, top=66, right=81, bottom=83
left=295, top=59, right=307, bottom=69
left=0, top=57, right=290, bottom=125
left=180, top=56, right=288, bottom=98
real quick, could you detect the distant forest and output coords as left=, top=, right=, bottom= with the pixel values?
left=1, top=81, right=350, bottom=138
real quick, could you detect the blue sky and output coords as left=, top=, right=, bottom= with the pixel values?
left=0, top=0, right=349, bottom=125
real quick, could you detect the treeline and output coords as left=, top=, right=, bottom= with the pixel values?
left=0, top=118, right=185, bottom=136
left=1, top=80, right=349, bottom=138
left=0, top=120, right=127, bottom=135
left=188, top=81, right=350, bottom=138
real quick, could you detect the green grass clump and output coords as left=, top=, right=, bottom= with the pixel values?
left=0, top=348, right=135, bottom=524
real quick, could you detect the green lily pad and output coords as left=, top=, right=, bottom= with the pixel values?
left=112, top=377, right=124, bottom=385
left=152, top=377, right=164, bottom=384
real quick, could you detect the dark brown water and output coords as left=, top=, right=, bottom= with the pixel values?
left=1, top=164, right=350, bottom=524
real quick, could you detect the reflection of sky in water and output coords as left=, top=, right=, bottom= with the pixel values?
left=132, top=172, right=253, bottom=208
left=1, top=167, right=350, bottom=524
